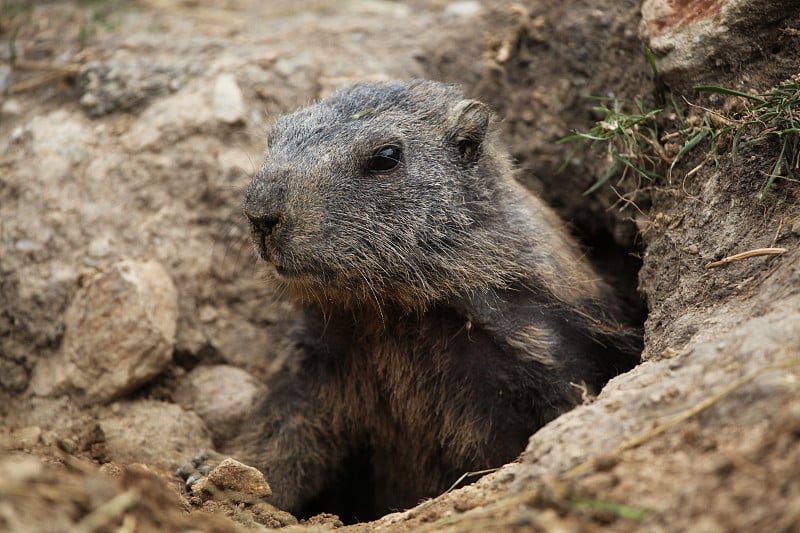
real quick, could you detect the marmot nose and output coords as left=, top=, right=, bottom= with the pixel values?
left=247, top=212, right=283, bottom=236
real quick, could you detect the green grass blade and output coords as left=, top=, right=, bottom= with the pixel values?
left=694, top=85, right=765, bottom=103
left=731, top=127, right=744, bottom=158
left=613, top=153, right=660, bottom=180
left=645, top=46, right=669, bottom=102
left=670, top=91, right=685, bottom=125
left=350, top=107, right=376, bottom=119
left=760, top=136, right=789, bottom=201
left=571, top=498, right=649, bottom=521
left=555, top=143, right=580, bottom=175
left=583, top=161, right=622, bottom=196
left=645, top=47, right=658, bottom=77
left=558, top=133, right=589, bottom=144
left=676, top=129, right=710, bottom=161
left=558, top=132, right=608, bottom=143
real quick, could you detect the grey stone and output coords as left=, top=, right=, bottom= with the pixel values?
left=79, top=58, right=193, bottom=117
left=175, top=364, right=264, bottom=441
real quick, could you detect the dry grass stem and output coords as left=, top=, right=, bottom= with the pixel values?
left=12, top=60, right=81, bottom=75
left=9, top=72, right=74, bottom=94
left=705, top=247, right=788, bottom=269
left=71, top=489, right=140, bottom=533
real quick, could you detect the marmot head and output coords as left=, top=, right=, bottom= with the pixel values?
left=244, top=79, right=528, bottom=309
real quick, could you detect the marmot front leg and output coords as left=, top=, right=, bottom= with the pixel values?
left=223, top=371, right=351, bottom=513
left=176, top=366, right=349, bottom=513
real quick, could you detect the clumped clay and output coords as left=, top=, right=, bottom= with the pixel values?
left=183, top=79, right=641, bottom=520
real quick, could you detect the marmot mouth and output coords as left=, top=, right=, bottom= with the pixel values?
left=252, top=238, right=299, bottom=279
left=253, top=233, right=283, bottom=267
left=255, top=241, right=271, bottom=263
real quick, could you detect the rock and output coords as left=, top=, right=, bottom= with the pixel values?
left=100, top=400, right=213, bottom=469
left=0, top=455, right=43, bottom=482
left=10, top=125, right=27, bottom=142
left=512, top=298, right=800, bottom=487
left=10, top=426, right=43, bottom=449
left=79, top=58, right=193, bottom=117
left=205, top=311, right=280, bottom=370
left=30, top=258, right=178, bottom=404
left=191, top=457, right=272, bottom=503
left=175, top=365, right=264, bottom=441
left=87, top=236, right=111, bottom=258
left=28, top=110, right=91, bottom=184
left=122, top=88, right=215, bottom=151
left=1, top=98, right=21, bottom=115
left=14, top=239, right=37, bottom=252
left=444, top=1, right=482, bottom=19
left=250, top=503, right=299, bottom=527
left=305, top=512, right=345, bottom=528
left=0, top=358, right=29, bottom=392
left=213, top=73, right=245, bottom=124
left=640, top=0, right=794, bottom=84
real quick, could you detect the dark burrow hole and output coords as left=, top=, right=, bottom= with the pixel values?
left=582, top=225, right=648, bottom=332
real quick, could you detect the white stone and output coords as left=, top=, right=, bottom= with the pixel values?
left=213, top=73, right=245, bottom=124
left=15, top=239, right=37, bottom=252
left=444, top=1, right=482, bottom=18
left=1, top=98, right=21, bottom=115
left=10, top=125, right=26, bottom=141
left=87, top=236, right=111, bottom=258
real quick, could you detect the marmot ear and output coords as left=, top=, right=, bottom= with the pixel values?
left=447, top=99, right=490, bottom=164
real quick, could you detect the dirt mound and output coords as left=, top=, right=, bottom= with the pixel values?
left=2, top=1, right=799, bottom=531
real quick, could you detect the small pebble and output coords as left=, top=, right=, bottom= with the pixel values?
left=2, top=98, right=21, bottom=115
left=88, top=237, right=111, bottom=258
left=12, top=426, right=42, bottom=449
left=213, top=73, right=245, bottom=124
left=199, top=305, right=218, bottom=323
left=15, top=239, right=36, bottom=251
left=192, top=458, right=272, bottom=503
left=11, top=126, right=26, bottom=142
left=444, top=1, right=482, bottom=18
left=80, top=92, right=99, bottom=108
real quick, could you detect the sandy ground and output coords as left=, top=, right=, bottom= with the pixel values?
left=1, top=1, right=799, bottom=531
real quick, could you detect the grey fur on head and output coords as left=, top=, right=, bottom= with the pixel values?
left=245, top=79, right=590, bottom=311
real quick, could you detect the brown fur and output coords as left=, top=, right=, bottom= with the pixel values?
left=184, top=79, right=640, bottom=521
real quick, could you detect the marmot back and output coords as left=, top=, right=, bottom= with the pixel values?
left=193, top=79, right=640, bottom=521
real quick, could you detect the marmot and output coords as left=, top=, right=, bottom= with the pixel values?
left=183, top=79, right=640, bottom=520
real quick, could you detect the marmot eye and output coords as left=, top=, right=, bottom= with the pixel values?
left=367, top=145, right=402, bottom=173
